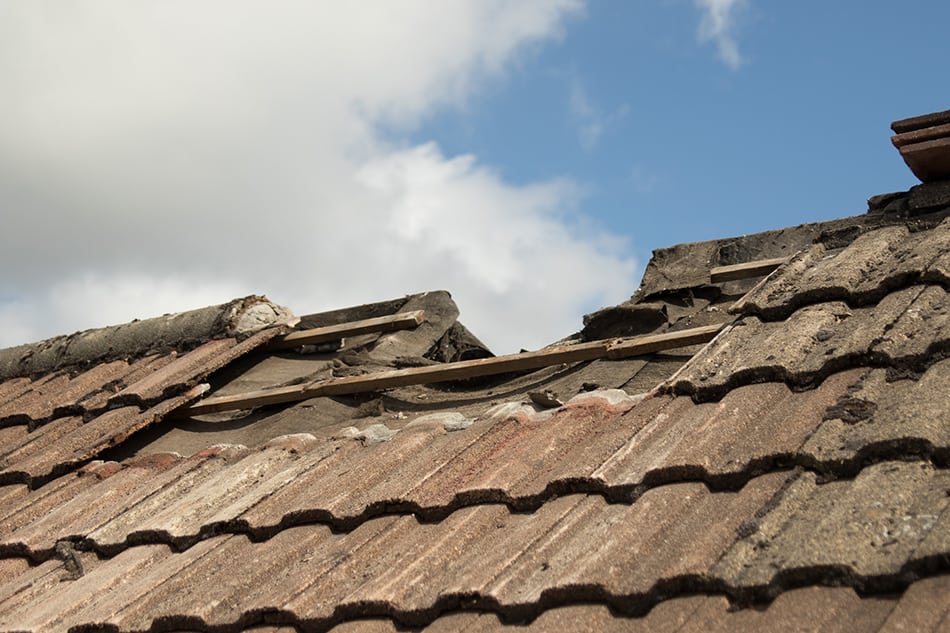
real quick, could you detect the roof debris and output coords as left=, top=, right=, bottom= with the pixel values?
left=0, top=116, right=948, bottom=632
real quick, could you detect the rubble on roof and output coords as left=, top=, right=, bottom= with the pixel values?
left=0, top=164, right=949, bottom=630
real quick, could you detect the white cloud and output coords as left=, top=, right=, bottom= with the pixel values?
left=695, top=0, right=747, bottom=70
left=0, top=1, right=638, bottom=353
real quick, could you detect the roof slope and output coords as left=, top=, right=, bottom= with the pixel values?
left=0, top=187, right=948, bottom=632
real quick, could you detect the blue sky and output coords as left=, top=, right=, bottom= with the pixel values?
left=0, top=2, right=948, bottom=353
left=412, top=1, right=947, bottom=253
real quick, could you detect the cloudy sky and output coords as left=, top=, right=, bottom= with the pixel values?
left=1, top=1, right=948, bottom=353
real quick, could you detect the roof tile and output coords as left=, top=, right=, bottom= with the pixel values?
left=879, top=574, right=950, bottom=632
left=734, top=220, right=950, bottom=320
left=107, top=338, right=236, bottom=407
left=802, top=359, right=950, bottom=466
left=715, top=460, right=950, bottom=587
left=681, top=586, right=894, bottom=633
left=672, top=284, right=949, bottom=400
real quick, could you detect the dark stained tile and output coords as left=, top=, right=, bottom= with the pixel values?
left=482, top=475, right=786, bottom=605
left=715, top=461, right=950, bottom=588
left=672, top=285, right=950, bottom=400
left=593, top=372, right=857, bottom=488
left=734, top=221, right=950, bottom=320
left=873, top=285, right=949, bottom=362
left=803, top=359, right=950, bottom=465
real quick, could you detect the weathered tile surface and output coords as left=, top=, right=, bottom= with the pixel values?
left=2, top=200, right=950, bottom=632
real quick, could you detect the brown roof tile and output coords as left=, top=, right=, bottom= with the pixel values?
left=717, top=460, right=950, bottom=587
left=0, top=324, right=288, bottom=488
left=892, top=109, right=950, bottom=134
left=1, top=189, right=949, bottom=631
left=2, top=347, right=946, bottom=559
left=879, top=574, right=950, bottom=632
left=733, top=219, right=950, bottom=320
left=671, top=283, right=949, bottom=401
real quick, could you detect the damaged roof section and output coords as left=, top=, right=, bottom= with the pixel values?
left=0, top=297, right=294, bottom=487
left=0, top=134, right=949, bottom=631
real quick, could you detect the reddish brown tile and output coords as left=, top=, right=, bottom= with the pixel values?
left=108, top=339, right=235, bottom=406
left=881, top=574, right=950, bottom=632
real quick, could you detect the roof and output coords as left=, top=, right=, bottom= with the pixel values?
left=0, top=169, right=948, bottom=630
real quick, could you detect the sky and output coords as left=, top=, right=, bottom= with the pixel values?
left=1, top=1, right=948, bottom=354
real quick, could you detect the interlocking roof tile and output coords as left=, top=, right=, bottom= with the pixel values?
left=670, top=284, right=949, bottom=400
left=0, top=299, right=293, bottom=489
left=0, top=180, right=949, bottom=631
left=733, top=218, right=950, bottom=320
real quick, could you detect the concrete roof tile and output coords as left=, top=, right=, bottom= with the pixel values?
left=734, top=220, right=950, bottom=320
left=681, top=586, right=894, bottom=633
left=526, top=599, right=714, bottom=633
left=671, top=284, right=949, bottom=400
left=879, top=574, right=950, bottom=632
left=1, top=200, right=949, bottom=632
left=0, top=377, right=31, bottom=408
left=107, top=339, right=236, bottom=407
left=716, top=461, right=950, bottom=587
left=802, top=359, right=950, bottom=466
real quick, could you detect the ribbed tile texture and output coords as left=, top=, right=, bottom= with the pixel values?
left=1, top=213, right=950, bottom=632
left=670, top=284, right=949, bottom=400
left=3, top=353, right=948, bottom=558
left=0, top=327, right=283, bottom=486
left=1, top=462, right=949, bottom=631
left=733, top=218, right=950, bottom=320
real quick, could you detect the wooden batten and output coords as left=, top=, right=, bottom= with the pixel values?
left=267, top=310, right=426, bottom=350
left=709, top=257, right=789, bottom=283
left=175, top=323, right=726, bottom=417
